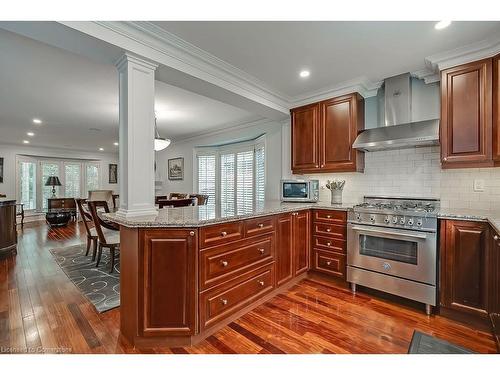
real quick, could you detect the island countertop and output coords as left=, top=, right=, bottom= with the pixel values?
left=104, top=200, right=359, bottom=228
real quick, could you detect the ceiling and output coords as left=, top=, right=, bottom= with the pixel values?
left=153, top=21, right=500, bottom=98
left=0, top=29, right=259, bottom=153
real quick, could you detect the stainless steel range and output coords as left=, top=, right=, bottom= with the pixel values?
left=347, top=196, right=439, bottom=315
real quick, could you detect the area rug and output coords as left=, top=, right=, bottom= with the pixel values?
left=50, top=244, right=120, bottom=313
left=408, top=331, right=474, bottom=354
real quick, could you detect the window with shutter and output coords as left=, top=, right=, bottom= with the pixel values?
left=255, top=145, right=265, bottom=207
left=220, top=153, right=235, bottom=212
left=236, top=150, right=254, bottom=214
left=197, top=154, right=216, bottom=207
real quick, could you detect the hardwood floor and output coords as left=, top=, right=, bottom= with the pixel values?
left=0, top=221, right=497, bottom=354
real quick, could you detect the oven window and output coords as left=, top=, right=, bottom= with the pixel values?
left=359, top=235, right=417, bottom=265
left=283, top=183, right=308, bottom=198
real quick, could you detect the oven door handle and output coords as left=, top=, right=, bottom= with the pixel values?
left=349, top=225, right=428, bottom=240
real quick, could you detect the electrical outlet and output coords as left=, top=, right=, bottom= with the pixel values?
left=473, top=179, right=485, bottom=192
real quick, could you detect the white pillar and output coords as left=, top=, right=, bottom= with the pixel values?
left=115, top=52, right=158, bottom=218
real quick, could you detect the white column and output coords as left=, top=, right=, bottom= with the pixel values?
left=115, top=52, right=158, bottom=218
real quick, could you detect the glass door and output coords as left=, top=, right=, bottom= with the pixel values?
left=18, top=160, right=37, bottom=210
left=85, top=163, right=100, bottom=198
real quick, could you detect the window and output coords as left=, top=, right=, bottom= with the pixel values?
left=16, top=156, right=103, bottom=211
left=196, top=136, right=265, bottom=213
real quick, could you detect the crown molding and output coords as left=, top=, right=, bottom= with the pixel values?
left=425, top=32, right=500, bottom=72
left=411, top=68, right=440, bottom=84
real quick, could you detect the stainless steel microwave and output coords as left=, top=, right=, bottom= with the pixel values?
left=280, top=179, right=320, bottom=202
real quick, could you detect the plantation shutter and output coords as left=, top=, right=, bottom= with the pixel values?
left=197, top=154, right=216, bottom=207
left=236, top=150, right=254, bottom=214
left=255, top=145, right=265, bottom=206
left=220, top=153, right=236, bottom=212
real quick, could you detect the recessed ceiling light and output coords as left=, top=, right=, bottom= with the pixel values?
left=27, top=132, right=34, bottom=137
left=99, top=147, right=104, bottom=151
left=33, top=118, right=42, bottom=124
left=23, top=140, right=30, bottom=144
left=435, top=21, right=451, bottom=30
left=299, top=70, right=310, bottom=78
left=113, top=142, right=119, bottom=146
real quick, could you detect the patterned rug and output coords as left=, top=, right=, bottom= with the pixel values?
left=50, top=244, right=120, bottom=313
left=408, top=331, right=474, bottom=354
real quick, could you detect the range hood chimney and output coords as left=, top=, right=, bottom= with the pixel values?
left=352, top=73, right=439, bottom=152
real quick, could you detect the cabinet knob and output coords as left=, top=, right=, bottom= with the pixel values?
left=220, top=299, right=228, bottom=306
left=258, top=248, right=265, bottom=254
left=221, top=231, right=227, bottom=237
left=494, top=235, right=499, bottom=241
left=258, top=223, right=264, bottom=228
left=321, top=164, right=324, bottom=168
left=326, top=228, right=331, bottom=232
left=221, top=260, right=229, bottom=267
left=257, top=280, right=264, bottom=286
left=443, top=157, right=448, bottom=161
left=326, top=215, right=331, bottom=219
left=316, top=165, right=319, bottom=168
left=327, top=242, right=331, bottom=247
left=326, top=261, right=332, bottom=266
left=189, top=231, right=195, bottom=237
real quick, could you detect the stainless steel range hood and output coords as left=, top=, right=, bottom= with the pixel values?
left=352, top=73, right=439, bottom=152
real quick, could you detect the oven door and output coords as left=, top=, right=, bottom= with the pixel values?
left=347, top=223, right=436, bottom=285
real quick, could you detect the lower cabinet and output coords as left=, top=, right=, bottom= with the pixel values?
left=491, top=229, right=500, bottom=314
left=440, top=220, right=491, bottom=319
left=275, top=210, right=311, bottom=286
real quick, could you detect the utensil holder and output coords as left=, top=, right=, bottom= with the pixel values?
left=331, top=189, right=343, bottom=205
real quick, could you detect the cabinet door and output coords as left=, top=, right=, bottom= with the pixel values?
left=441, top=220, right=490, bottom=318
left=493, top=54, right=500, bottom=162
left=440, top=59, right=493, bottom=168
left=319, top=94, right=364, bottom=172
left=291, top=103, right=320, bottom=172
left=276, top=213, right=294, bottom=286
left=142, top=229, right=197, bottom=336
left=293, top=211, right=310, bottom=276
left=491, top=230, right=500, bottom=314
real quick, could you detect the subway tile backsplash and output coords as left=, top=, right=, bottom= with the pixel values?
left=304, top=146, right=500, bottom=210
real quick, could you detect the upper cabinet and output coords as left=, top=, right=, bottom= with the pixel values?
left=440, top=57, right=495, bottom=168
left=493, top=54, right=500, bottom=162
left=291, top=93, right=364, bottom=174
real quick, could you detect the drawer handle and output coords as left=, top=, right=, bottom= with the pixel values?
left=258, top=248, right=265, bottom=254
left=494, top=235, right=499, bottom=241
left=220, top=299, right=228, bottom=306
left=189, top=231, right=195, bottom=237
left=326, top=228, right=331, bottom=232
left=327, top=242, right=331, bottom=247
left=326, top=261, right=332, bottom=266
left=327, top=215, right=331, bottom=219
left=258, top=223, right=264, bottom=228
left=221, top=231, right=227, bottom=237
left=221, top=260, right=228, bottom=267
left=257, top=280, right=264, bottom=286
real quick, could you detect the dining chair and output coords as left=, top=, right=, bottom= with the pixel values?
left=16, top=203, right=25, bottom=227
left=87, top=200, right=120, bottom=273
left=76, top=198, right=99, bottom=260
left=112, top=194, right=119, bottom=210
left=158, top=197, right=197, bottom=208
left=189, top=194, right=209, bottom=206
left=88, top=190, right=114, bottom=210
left=168, top=192, right=189, bottom=199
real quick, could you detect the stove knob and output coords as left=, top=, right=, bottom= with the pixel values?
left=407, top=218, right=414, bottom=226
left=399, top=217, right=406, bottom=225
left=370, top=215, right=375, bottom=223
left=356, top=213, right=361, bottom=221
left=392, top=217, right=398, bottom=224
left=384, top=216, right=390, bottom=224
left=416, top=219, right=423, bottom=227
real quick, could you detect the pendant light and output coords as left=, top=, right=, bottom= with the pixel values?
left=154, top=116, right=171, bottom=151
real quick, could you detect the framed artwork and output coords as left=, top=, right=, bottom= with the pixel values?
left=168, top=157, right=184, bottom=180
left=109, top=164, right=118, bottom=184
left=0, top=157, right=3, bottom=183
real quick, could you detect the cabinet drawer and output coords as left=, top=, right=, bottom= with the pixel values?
left=200, top=265, right=274, bottom=329
left=244, top=216, right=276, bottom=237
left=313, top=236, right=346, bottom=254
left=313, top=250, right=346, bottom=279
left=200, top=236, right=274, bottom=290
left=200, top=222, right=244, bottom=248
left=313, top=210, right=347, bottom=224
left=313, top=223, right=346, bottom=239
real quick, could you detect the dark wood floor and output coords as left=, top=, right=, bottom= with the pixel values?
left=0, top=221, right=497, bottom=354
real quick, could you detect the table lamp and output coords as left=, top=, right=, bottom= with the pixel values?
left=45, top=176, right=61, bottom=198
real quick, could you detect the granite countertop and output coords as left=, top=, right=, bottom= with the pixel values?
left=437, top=208, right=500, bottom=233
left=104, top=200, right=359, bottom=228
left=0, top=198, right=16, bottom=206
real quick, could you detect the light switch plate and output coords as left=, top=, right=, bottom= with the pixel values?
left=473, top=179, right=485, bottom=192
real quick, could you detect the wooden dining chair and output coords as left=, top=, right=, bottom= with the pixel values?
left=76, top=198, right=99, bottom=260
left=168, top=192, right=189, bottom=199
left=87, top=201, right=120, bottom=273
left=158, top=197, right=197, bottom=208
left=189, top=194, right=209, bottom=205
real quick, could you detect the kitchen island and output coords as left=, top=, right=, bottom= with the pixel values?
left=105, top=201, right=355, bottom=348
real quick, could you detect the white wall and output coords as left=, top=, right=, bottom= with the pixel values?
left=0, top=143, right=119, bottom=200
left=155, top=120, right=284, bottom=200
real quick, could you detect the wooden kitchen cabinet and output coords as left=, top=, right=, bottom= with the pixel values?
left=275, top=210, right=311, bottom=285
left=291, top=93, right=364, bottom=174
left=491, top=228, right=500, bottom=314
left=440, top=58, right=493, bottom=168
left=440, top=220, right=491, bottom=319
left=291, top=103, right=320, bottom=171
left=493, top=54, right=500, bottom=162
